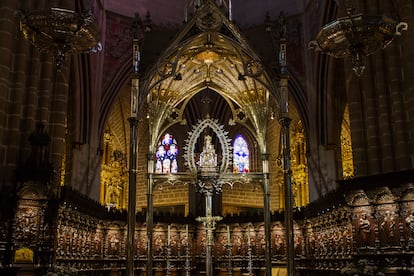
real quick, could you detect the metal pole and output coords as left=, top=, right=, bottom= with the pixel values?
left=195, top=177, right=222, bottom=276
left=126, top=117, right=138, bottom=276
left=205, top=191, right=213, bottom=276
left=280, top=116, right=294, bottom=275
left=278, top=30, right=295, bottom=275
left=126, top=28, right=141, bottom=275
left=146, top=167, right=154, bottom=276
left=262, top=153, right=272, bottom=276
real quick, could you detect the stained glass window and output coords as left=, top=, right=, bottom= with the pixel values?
left=233, top=135, right=249, bottom=173
left=155, top=133, right=178, bottom=173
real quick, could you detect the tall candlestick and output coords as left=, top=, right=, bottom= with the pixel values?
left=227, top=225, right=230, bottom=244
left=229, top=0, right=232, bottom=21
left=167, top=225, right=171, bottom=246
left=186, top=224, right=189, bottom=246
left=247, top=226, right=251, bottom=245
left=184, top=5, right=188, bottom=22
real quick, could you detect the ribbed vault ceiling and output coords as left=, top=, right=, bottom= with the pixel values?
left=147, top=31, right=272, bottom=110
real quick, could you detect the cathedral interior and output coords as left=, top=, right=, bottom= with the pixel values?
left=1, top=0, right=414, bottom=275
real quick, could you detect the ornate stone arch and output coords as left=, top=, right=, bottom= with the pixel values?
left=183, top=118, right=232, bottom=173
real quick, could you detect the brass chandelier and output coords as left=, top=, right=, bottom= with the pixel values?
left=16, top=7, right=101, bottom=70
left=309, top=8, right=408, bottom=77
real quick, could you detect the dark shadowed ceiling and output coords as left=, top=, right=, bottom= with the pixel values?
left=104, top=0, right=305, bottom=27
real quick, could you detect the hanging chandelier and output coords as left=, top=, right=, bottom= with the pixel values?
left=308, top=9, right=408, bottom=77
left=15, top=8, right=102, bottom=70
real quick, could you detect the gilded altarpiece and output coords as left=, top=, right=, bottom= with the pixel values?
left=278, top=120, right=309, bottom=209
left=341, top=106, right=354, bottom=179
left=100, top=131, right=128, bottom=210
left=291, top=121, right=309, bottom=207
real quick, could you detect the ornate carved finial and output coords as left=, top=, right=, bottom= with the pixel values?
left=278, top=11, right=287, bottom=39
left=196, top=3, right=223, bottom=31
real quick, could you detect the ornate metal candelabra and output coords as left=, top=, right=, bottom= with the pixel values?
left=184, top=239, right=192, bottom=276
left=247, top=245, right=253, bottom=275
left=165, top=243, right=172, bottom=276
left=309, top=8, right=408, bottom=77
left=246, top=227, right=253, bottom=276
left=226, top=231, right=233, bottom=276
left=15, top=7, right=101, bottom=70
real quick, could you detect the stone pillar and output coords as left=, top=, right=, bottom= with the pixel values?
left=384, top=39, right=411, bottom=171
left=4, top=0, right=32, bottom=178
left=367, top=1, right=388, bottom=174
left=49, top=68, right=69, bottom=183
left=361, top=55, right=382, bottom=174
left=345, top=0, right=413, bottom=175
left=0, top=0, right=19, bottom=171
left=399, top=0, right=414, bottom=168
left=19, top=48, right=41, bottom=162
left=348, top=77, right=368, bottom=176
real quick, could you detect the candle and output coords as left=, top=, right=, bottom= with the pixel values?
left=184, top=5, right=187, bottom=22
left=227, top=225, right=230, bottom=243
left=167, top=225, right=170, bottom=246
left=229, top=0, right=232, bottom=21
left=247, top=226, right=251, bottom=245
left=186, top=224, right=189, bottom=246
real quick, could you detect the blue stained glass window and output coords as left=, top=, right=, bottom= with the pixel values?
left=155, top=133, right=178, bottom=173
left=233, top=136, right=249, bottom=173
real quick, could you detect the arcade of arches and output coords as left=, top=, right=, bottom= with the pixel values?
left=1, top=0, right=414, bottom=275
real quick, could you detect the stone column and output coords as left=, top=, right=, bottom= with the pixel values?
left=398, top=0, right=414, bottom=168
left=378, top=0, right=410, bottom=170
left=4, top=0, right=33, bottom=178
left=364, top=1, right=384, bottom=174
left=348, top=77, right=368, bottom=176
left=0, top=0, right=20, bottom=168
left=49, top=68, right=69, bottom=180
